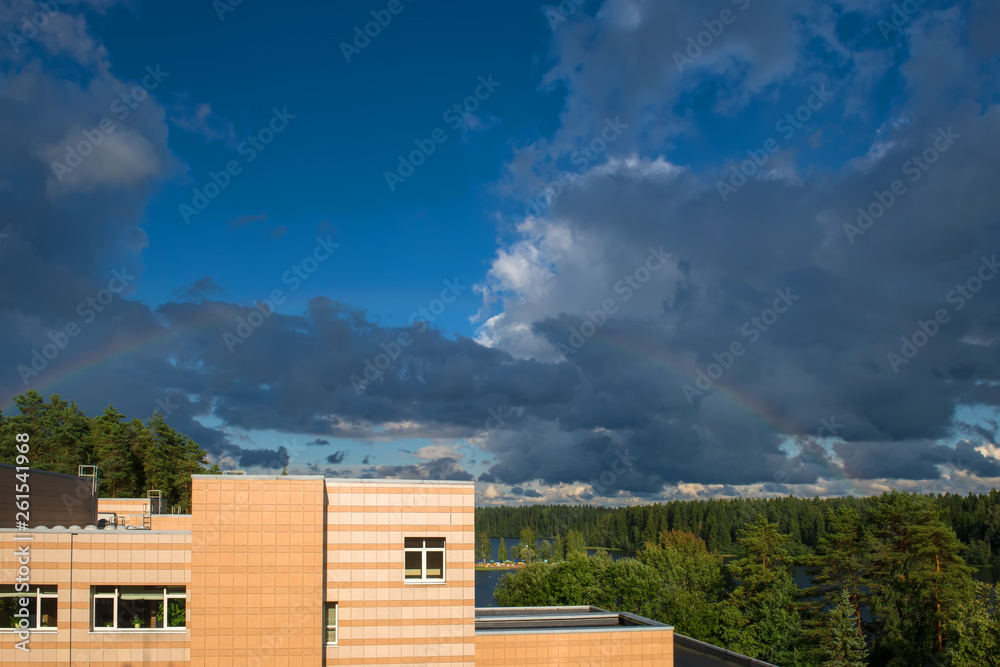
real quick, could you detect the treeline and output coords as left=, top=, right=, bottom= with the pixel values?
left=0, top=391, right=214, bottom=511
left=477, top=492, right=1000, bottom=566
left=493, top=492, right=1000, bottom=667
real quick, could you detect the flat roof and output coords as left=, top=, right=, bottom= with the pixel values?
left=474, top=606, right=672, bottom=634
left=191, top=474, right=475, bottom=485
left=0, top=462, right=89, bottom=481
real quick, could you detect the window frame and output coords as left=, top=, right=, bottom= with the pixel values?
left=0, top=585, right=58, bottom=632
left=403, top=537, right=446, bottom=583
left=324, top=602, right=337, bottom=645
left=90, top=586, right=187, bottom=632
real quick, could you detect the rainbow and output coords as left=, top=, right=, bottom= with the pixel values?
left=594, top=328, right=861, bottom=494
left=2, top=315, right=860, bottom=495
left=2, top=305, right=233, bottom=413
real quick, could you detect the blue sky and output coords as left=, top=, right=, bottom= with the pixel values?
left=2, top=0, right=1000, bottom=504
left=111, top=0, right=561, bottom=334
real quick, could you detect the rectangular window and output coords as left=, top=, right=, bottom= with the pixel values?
left=91, top=586, right=186, bottom=630
left=324, top=602, right=337, bottom=644
left=403, top=537, right=446, bottom=582
left=0, top=586, right=57, bottom=630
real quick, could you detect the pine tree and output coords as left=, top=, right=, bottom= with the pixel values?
left=90, top=406, right=138, bottom=498
left=722, top=515, right=805, bottom=665
left=811, top=506, right=873, bottom=638
left=553, top=533, right=565, bottom=561
left=869, top=492, right=975, bottom=666
left=820, top=589, right=869, bottom=667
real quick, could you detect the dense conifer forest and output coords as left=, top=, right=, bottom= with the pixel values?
left=475, top=491, right=1000, bottom=567
left=0, top=391, right=215, bottom=512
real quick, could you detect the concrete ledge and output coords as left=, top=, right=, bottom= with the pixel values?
left=675, top=634, right=780, bottom=667
left=475, top=606, right=672, bottom=634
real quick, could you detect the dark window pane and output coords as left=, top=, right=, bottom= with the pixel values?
left=39, top=597, right=57, bottom=628
left=95, top=586, right=115, bottom=595
left=167, top=599, right=186, bottom=627
left=425, top=538, right=445, bottom=549
left=1, top=597, right=19, bottom=629
left=404, top=551, right=422, bottom=578
left=94, top=598, right=114, bottom=629
left=118, top=598, right=155, bottom=629
left=403, top=538, right=422, bottom=548
left=426, top=551, right=444, bottom=579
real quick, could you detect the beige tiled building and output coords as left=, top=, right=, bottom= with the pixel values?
left=1, top=473, right=673, bottom=666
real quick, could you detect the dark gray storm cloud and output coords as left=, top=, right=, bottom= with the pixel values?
left=372, top=457, right=474, bottom=482
left=2, top=0, right=999, bottom=498
left=238, top=447, right=289, bottom=470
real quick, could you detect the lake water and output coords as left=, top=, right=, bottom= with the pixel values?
left=473, top=539, right=997, bottom=608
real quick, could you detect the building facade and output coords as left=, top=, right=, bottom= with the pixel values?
left=1, top=473, right=673, bottom=666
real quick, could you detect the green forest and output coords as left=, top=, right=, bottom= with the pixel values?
left=0, top=391, right=215, bottom=511
left=481, top=495, right=1000, bottom=666
left=475, top=492, right=1000, bottom=568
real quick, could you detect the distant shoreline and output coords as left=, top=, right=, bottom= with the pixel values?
left=475, top=563, right=526, bottom=571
